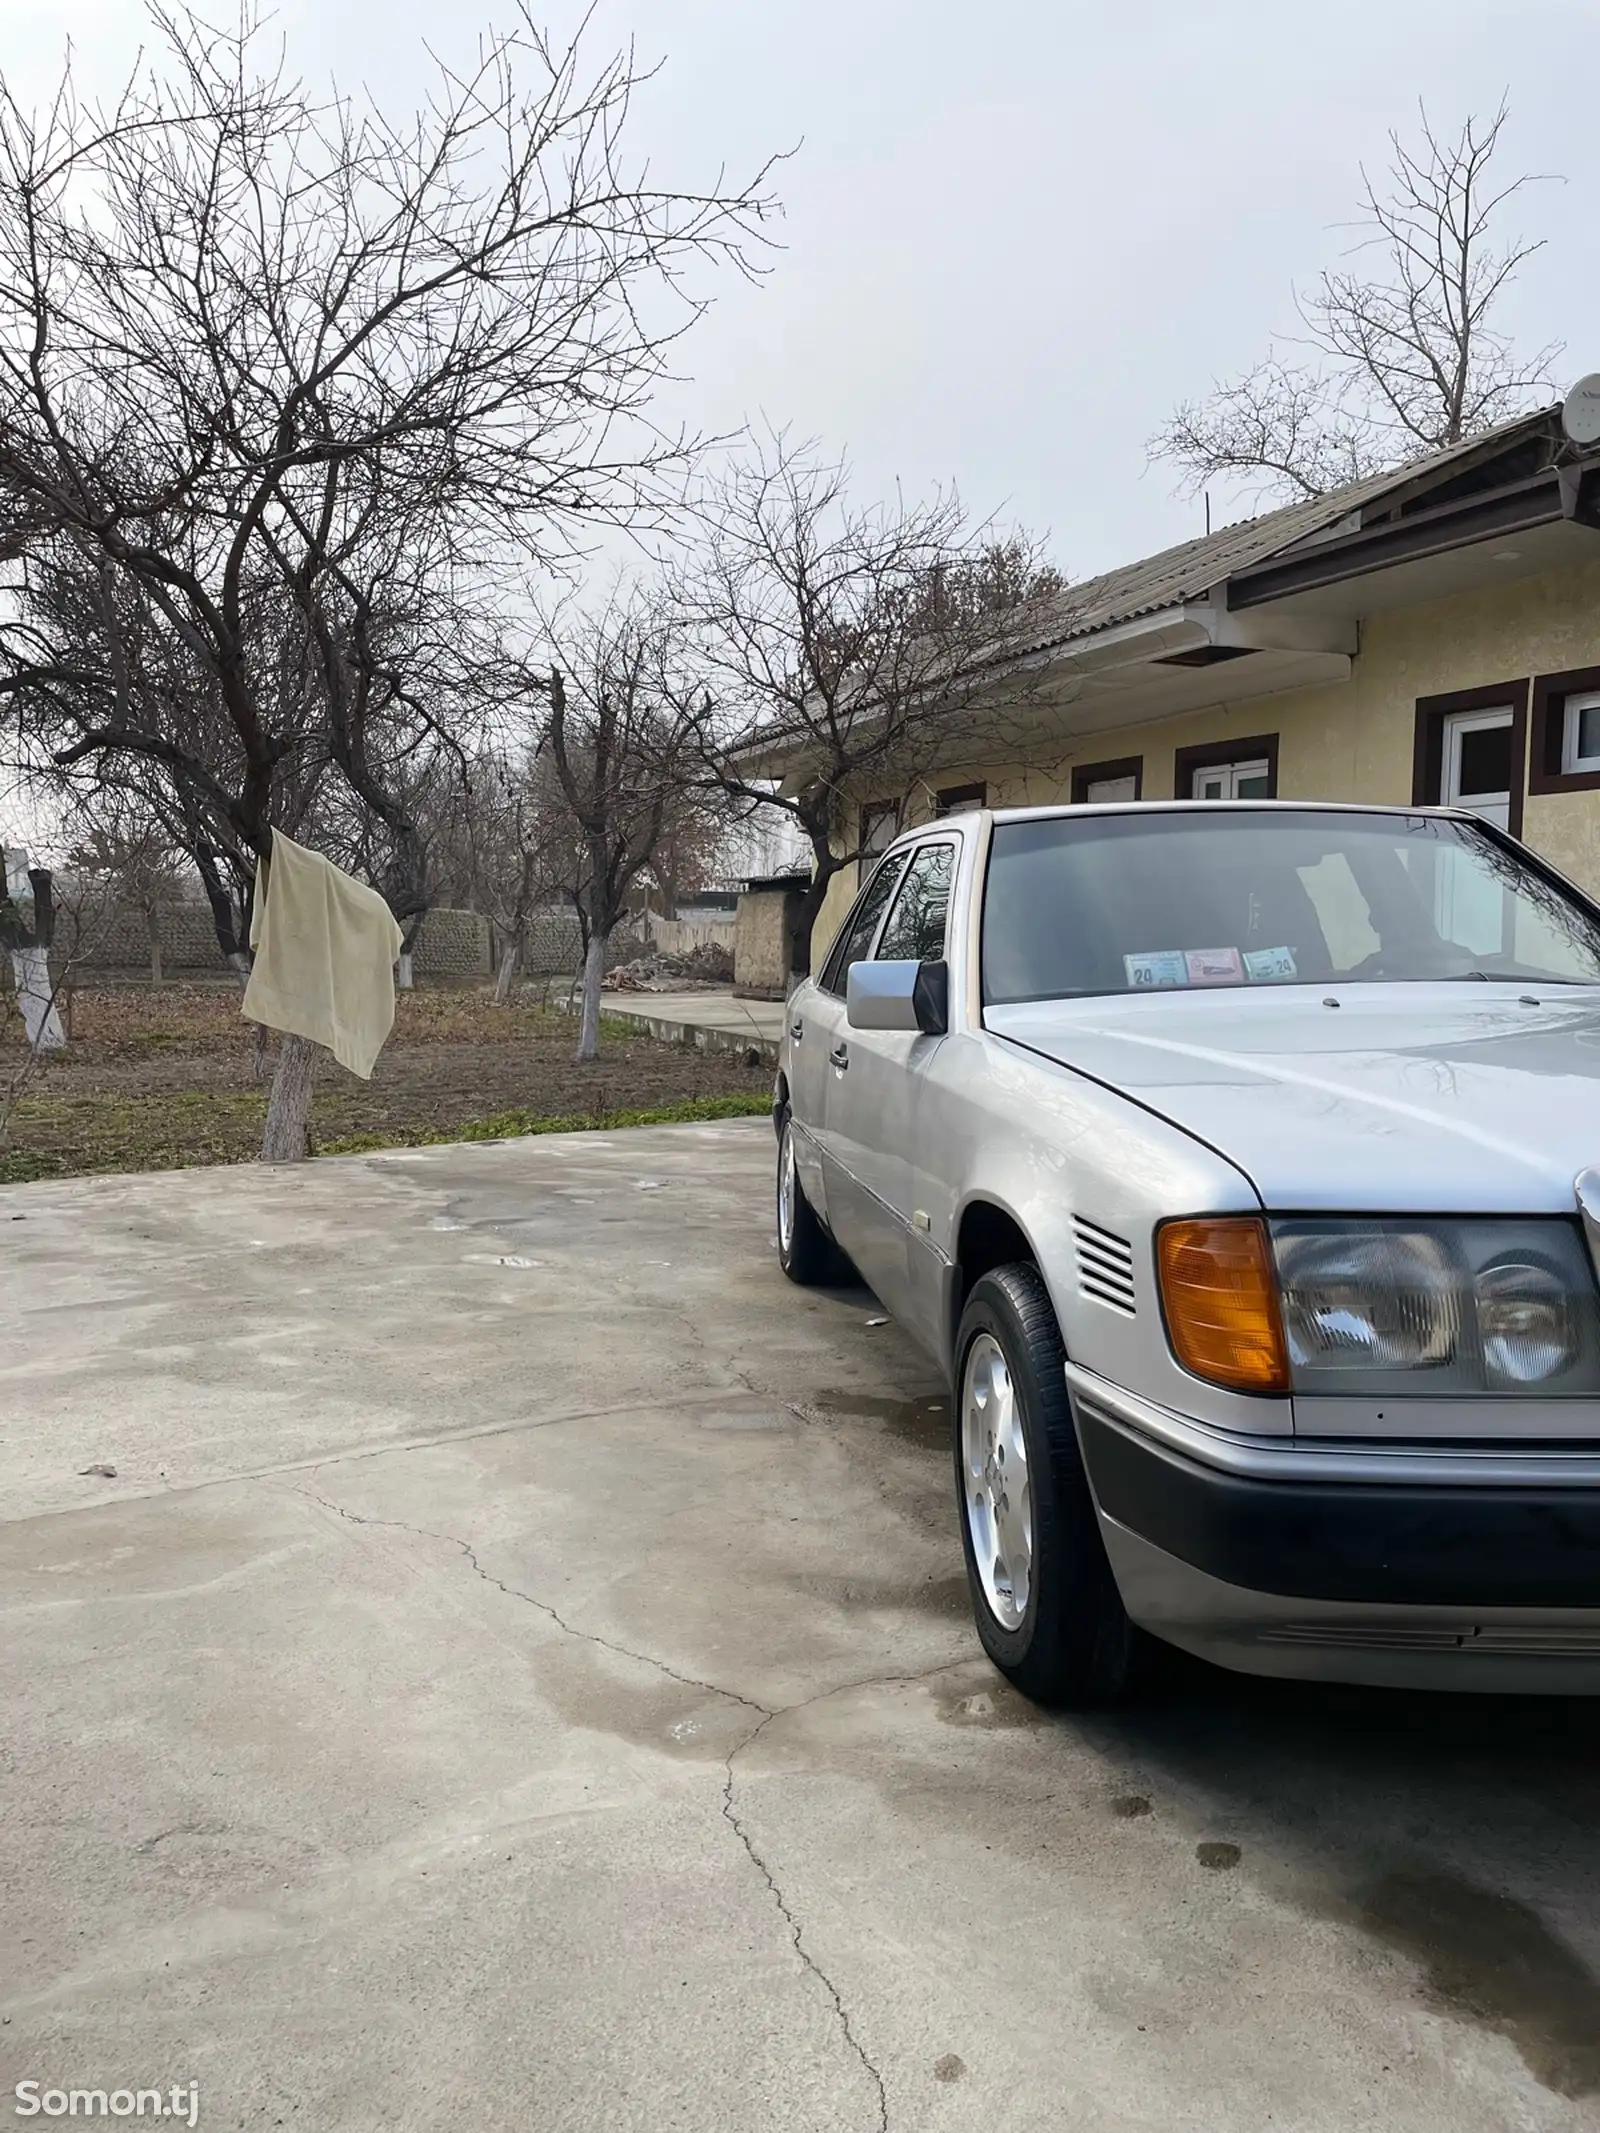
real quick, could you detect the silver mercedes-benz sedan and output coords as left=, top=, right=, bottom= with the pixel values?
left=774, top=800, right=1600, bottom=1703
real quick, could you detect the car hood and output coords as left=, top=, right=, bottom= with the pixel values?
left=984, top=984, right=1600, bottom=1212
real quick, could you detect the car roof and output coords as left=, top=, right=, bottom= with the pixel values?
left=879, top=798, right=1475, bottom=855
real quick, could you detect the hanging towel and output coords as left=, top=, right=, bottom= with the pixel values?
left=243, top=830, right=404, bottom=1080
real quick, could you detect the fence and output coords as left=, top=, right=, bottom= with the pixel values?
left=643, top=909, right=737, bottom=958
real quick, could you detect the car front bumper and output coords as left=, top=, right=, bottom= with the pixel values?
left=1066, top=1363, right=1600, bottom=1693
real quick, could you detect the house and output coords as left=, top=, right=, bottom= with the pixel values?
left=776, top=407, right=1600, bottom=962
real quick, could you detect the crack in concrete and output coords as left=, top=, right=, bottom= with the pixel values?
left=285, top=1477, right=912, bottom=2133
left=286, top=1484, right=770, bottom=1719
left=721, top=1711, right=890, bottom=2133
left=0, top=1391, right=750, bottom=1532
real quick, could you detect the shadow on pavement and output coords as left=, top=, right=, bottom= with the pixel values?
left=1096, top=1652, right=1600, bottom=2097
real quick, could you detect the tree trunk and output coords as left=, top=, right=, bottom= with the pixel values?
left=260, top=1032, right=317, bottom=1162
left=11, top=948, right=65, bottom=1052
left=195, top=845, right=251, bottom=972
left=146, top=904, right=164, bottom=987
left=493, top=937, right=522, bottom=1005
left=395, top=951, right=414, bottom=991
left=790, top=864, right=835, bottom=983
left=576, top=931, right=606, bottom=1061
left=250, top=1020, right=276, bottom=1082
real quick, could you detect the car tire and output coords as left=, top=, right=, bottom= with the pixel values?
left=776, top=1111, right=839, bottom=1285
left=954, top=1263, right=1141, bottom=1706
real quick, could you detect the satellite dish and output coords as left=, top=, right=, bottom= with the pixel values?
left=1562, top=374, right=1600, bottom=446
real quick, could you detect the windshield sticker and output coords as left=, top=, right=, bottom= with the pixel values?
left=1185, top=946, right=1244, bottom=985
left=1243, top=945, right=1298, bottom=981
left=1124, top=950, right=1188, bottom=989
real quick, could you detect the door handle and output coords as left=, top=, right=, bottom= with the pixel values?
left=828, top=1042, right=849, bottom=1071
left=789, top=1017, right=804, bottom=1042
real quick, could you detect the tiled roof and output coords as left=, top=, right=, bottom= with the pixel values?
left=1006, top=410, right=1558, bottom=658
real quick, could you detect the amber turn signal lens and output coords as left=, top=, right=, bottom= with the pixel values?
left=1157, top=1218, right=1289, bottom=1394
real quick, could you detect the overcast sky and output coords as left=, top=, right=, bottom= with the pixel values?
left=7, top=0, right=1599, bottom=583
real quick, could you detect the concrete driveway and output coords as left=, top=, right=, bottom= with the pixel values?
left=2, top=1117, right=1598, bottom=2133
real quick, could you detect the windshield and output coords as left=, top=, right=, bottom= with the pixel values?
left=982, top=809, right=1600, bottom=1004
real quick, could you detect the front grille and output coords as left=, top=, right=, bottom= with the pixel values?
left=1074, top=1216, right=1136, bottom=1316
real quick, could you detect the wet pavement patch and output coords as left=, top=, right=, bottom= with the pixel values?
left=933, top=2054, right=967, bottom=2082
left=813, top=1389, right=950, bottom=1446
left=1356, top=1868, right=1600, bottom=2097
left=789, top=1570, right=969, bottom=1618
left=1110, top=1794, right=1152, bottom=1819
left=1196, top=1841, right=1242, bottom=1870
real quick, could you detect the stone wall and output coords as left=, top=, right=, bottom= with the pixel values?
left=734, top=882, right=806, bottom=998
left=81, top=904, right=224, bottom=972
left=521, top=907, right=585, bottom=976
left=411, top=907, right=492, bottom=978
left=66, top=902, right=493, bottom=980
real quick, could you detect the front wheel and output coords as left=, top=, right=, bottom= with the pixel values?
left=955, top=1264, right=1140, bottom=1706
left=776, top=1112, right=839, bottom=1285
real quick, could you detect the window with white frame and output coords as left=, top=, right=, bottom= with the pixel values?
left=1562, top=691, right=1600, bottom=775
left=1192, top=757, right=1271, bottom=801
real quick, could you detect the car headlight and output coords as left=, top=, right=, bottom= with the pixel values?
left=1473, top=1257, right=1580, bottom=1386
left=1271, top=1219, right=1600, bottom=1396
left=1276, top=1228, right=1459, bottom=1372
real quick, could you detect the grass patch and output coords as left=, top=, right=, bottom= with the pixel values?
left=317, top=1090, right=773, bottom=1156
left=0, top=982, right=774, bottom=1186
left=0, top=1087, right=774, bottom=1185
left=0, top=1089, right=271, bottom=1185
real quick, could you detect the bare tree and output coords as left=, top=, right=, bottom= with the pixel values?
left=672, top=437, right=1062, bottom=976
left=542, top=590, right=707, bottom=1060
left=65, top=801, right=186, bottom=986
left=0, top=4, right=774, bottom=1156
left=426, top=743, right=556, bottom=1004
left=1154, top=101, right=1560, bottom=504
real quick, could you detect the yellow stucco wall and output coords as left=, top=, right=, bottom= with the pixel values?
left=811, top=551, right=1600, bottom=964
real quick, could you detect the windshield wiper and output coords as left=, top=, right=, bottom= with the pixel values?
left=1444, top=969, right=1594, bottom=985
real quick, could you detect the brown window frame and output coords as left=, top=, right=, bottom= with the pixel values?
left=1172, top=733, right=1279, bottom=800
left=1069, top=755, right=1143, bottom=804
left=1411, top=681, right=1528, bottom=836
left=935, top=781, right=988, bottom=815
left=1529, top=665, right=1600, bottom=796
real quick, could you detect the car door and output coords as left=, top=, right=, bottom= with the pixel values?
left=787, top=853, right=908, bottom=1218
left=823, top=839, right=957, bottom=1319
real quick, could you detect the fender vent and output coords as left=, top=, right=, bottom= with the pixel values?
left=1074, top=1216, right=1136, bottom=1316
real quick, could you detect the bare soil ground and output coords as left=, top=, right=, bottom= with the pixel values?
left=0, top=983, right=772, bottom=1184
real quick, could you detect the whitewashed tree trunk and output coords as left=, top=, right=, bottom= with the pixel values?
left=395, top=951, right=414, bottom=990
left=11, top=948, right=65, bottom=1052
left=493, top=938, right=521, bottom=1005
left=576, top=932, right=606, bottom=1061
left=260, top=1032, right=317, bottom=1162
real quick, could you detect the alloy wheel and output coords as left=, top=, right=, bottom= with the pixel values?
left=961, top=1331, right=1033, bottom=1629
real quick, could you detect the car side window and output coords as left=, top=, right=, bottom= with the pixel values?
left=818, top=854, right=908, bottom=995
left=874, top=842, right=955, bottom=963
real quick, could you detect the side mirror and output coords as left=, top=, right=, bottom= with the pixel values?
left=846, top=958, right=949, bottom=1037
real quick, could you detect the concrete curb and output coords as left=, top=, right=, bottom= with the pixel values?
left=596, top=1000, right=780, bottom=1065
